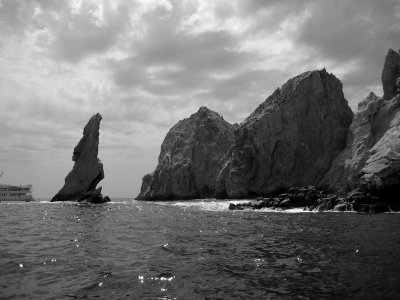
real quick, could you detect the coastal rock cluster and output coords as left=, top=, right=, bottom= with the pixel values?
left=51, top=113, right=110, bottom=203
left=138, top=49, right=400, bottom=212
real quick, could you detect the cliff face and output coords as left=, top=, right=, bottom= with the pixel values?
left=51, top=113, right=109, bottom=203
left=321, top=93, right=400, bottom=193
left=137, top=107, right=235, bottom=200
left=216, top=69, right=353, bottom=198
left=323, top=49, right=400, bottom=201
left=361, top=101, right=400, bottom=195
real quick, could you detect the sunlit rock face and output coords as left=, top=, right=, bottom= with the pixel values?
left=321, top=93, right=400, bottom=193
left=323, top=49, right=400, bottom=203
left=361, top=98, right=400, bottom=193
left=51, top=113, right=106, bottom=202
left=382, top=49, right=400, bottom=100
left=216, top=69, right=353, bottom=198
left=323, top=92, right=400, bottom=197
left=137, top=107, right=235, bottom=200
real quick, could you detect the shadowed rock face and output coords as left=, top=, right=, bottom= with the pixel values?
left=216, top=69, right=353, bottom=198
left=136, top=107, right=235, bottom=200
left=51, top=113, right=105, bottom=202
left=382, top=49, right=400, bottom=100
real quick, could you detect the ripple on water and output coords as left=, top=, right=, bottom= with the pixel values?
left=0, top=200, right=400, bottom=299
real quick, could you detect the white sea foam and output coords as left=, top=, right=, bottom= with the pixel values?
left=158, top=200, right=320, bottom=213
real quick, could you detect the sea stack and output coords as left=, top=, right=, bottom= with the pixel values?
left=136, top=107, right=235, bottom=200
left=51, top=113, right=110, bottom=203
left=216, top=69, right=354, bottom=198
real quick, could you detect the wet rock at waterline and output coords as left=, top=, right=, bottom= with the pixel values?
left=51, top=113, right=110, bottom=203
left=228, top=186, right=390, bottom=213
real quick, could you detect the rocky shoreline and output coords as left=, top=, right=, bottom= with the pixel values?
left=228, top=185, right=397, bottom=213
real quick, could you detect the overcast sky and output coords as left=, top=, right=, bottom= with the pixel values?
left=0, top=0, right=399, bottom=198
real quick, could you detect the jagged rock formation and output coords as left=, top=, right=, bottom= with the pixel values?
left=322, top=93, right=400, bottom=194
left=322, top=49, right=400, bottom=209
left=216, top=69, right=353, bottom=198
left=228, top=185, right=390, bottom=213
left=51, top=113, right=110, bottom=203
left=136, top=107, right=235, bottom=200
left=382, top=49, right=400, bottom=100
left=137, top=48, right=400, bottom=212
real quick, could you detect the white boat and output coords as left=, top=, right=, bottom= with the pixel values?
left=0, top=172, right=34, bottom=202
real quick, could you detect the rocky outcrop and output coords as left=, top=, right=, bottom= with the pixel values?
left=51, top=113, right=110, bottom=203
left=216, top=69, right=353, bottom=198
left=382, top=49, right=400, bottom=100
left=323, top=50, right=400, bottom=198
left=136, top=107, right=235, bottom=200
left=228, top=185, right=390, bottom=213
left=359, top=95, right=400, bottom=205
left=321, top=92, right=391, bottom=193
left=320, top=49, right=400, bottom=211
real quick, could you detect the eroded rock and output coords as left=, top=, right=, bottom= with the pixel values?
left=136, top=107, right=235, bottom=200
left=217, top=69, right=353, bottom=198
left=382, top=49, right=400, bottom=100
left=51, top=113, right=109, bottom=203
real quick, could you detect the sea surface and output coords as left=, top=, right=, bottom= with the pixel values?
left=1, top=199, right=400, bottom=300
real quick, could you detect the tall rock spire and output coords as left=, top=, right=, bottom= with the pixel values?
left=51, top=113, right=109, bottom=203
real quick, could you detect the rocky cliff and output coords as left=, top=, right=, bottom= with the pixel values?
left=216, top=69, right=353, bottom=198
left=322, top=50, right=400, bottom=206
left=382, top=49, right=400, bottom=100
left=321, top=93, right=400, bottom=193
left=51, top=113, right=110, bottom=203
left=136, top=107, right=235, bottom=200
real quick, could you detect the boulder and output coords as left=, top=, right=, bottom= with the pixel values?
left=216, top=69, right=353, bottom=198
left=51, top=113, right=109, bottom=202
left=382, top=49, right=400, bottom=100
left=333, top=203, right=350, bottom=212
left=136, top=107, right=235, bottom=200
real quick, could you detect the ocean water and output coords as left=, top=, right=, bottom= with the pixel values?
left=1, top=199, right=400, bottom=300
